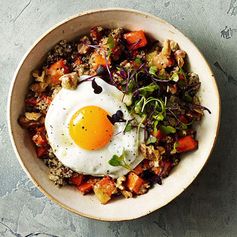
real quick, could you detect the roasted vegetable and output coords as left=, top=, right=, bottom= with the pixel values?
left=93, top=176, right=116, bottom=204
left=176, top=136, right=198, bottom=153
left=47, top=59, right=70, bottom=85
left=124, top=30, right=147, bottom=50
left=126, top=172, right=145, bottom=194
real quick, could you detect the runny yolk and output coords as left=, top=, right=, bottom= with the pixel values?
left=69, top=106, right=114, bottom=150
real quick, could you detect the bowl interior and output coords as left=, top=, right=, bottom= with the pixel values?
left=8, top=9, right=220, bottom=221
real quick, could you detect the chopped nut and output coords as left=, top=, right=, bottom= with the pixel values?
left=170, top=40, right=179, bottom=52
left=30, top=82, right=48, bottom=93
left=77, top=36, right=91, bottom=54
left=161, top=39, right=171, bottom=56
left=157, top=146, right=166, bottom=155
left=25, top=112, right=41, bottom=121
left=77, top=43, right=89, bottom=54
left=32, top=70, right=46, bottom=82
left=60, top=72, right=79, bottom=89
left=110, top=27, right=123, bottom=39
left=90, top=26, right=104, bottom=43
left=174, top=50, right=186, bottom=67
left=18, top=115, right=44, bottom=128
left=121, top=190, right=133, bottom=198
left=151, top=52, right=174, bottom=69
left=116, top=176, right=126, bottom=190
left=137, top=182, right=150, bottom=195
left=140, top=143, right=161, bottom=161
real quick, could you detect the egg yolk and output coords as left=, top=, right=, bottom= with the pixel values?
left=69, top=106, right=114, bottom=150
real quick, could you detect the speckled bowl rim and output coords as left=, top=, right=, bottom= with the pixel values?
left=7, top=8, right=221, bottom=222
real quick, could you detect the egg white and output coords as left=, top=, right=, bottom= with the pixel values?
left=45, top=76, right=143, bottom=178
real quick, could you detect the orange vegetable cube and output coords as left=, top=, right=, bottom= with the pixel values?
left=70, top=174, right=83, bottom=186
left=47, top=59, right=70, bottom=85
left=124, top=30, right=147, bottom=50
left=77, top=182, right=93, bottom=194
left=176, top=135, right=198, bottom=153
left=93, top=176, right=116, bottom=204
left=126, top=172, right=145, bottom=194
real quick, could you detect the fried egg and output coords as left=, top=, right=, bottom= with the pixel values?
left=45, top=76, right=143, bottom=178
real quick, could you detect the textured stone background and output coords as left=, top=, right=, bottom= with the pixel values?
left=1, top=0, right=237, bottom=236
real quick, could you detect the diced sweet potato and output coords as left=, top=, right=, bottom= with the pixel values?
left=77, top=182, right=93, bottom=194
left=124, top=30, right=147, bottom=50
left=47, top=59, right=70, bottom=85
left=36, top=146, right=48, bottom=158
left=176, top=136, right=198, bottom=153
left=91, top=52, right=109, bottom=70
left=93, top=176, right=116, bottom=204
left=70, top=174, right=83, bottom=186
left=126, top=172, right=145, bottom=194
left=133, top=160, right=150, bottom=175
left=32, top=127, right=47, bottom=147
left=160, top=161, right=172, bottom=177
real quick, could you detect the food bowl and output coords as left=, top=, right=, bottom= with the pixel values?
left=7, top=8, right=220, bottom=221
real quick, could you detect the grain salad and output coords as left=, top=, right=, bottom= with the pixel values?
left=18, top=26, right=210, bottom=204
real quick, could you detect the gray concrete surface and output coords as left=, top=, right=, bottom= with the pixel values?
left=0, top=0, right=237, bottom=236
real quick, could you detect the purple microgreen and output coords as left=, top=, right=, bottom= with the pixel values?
left=92, top=79, right=102, bottom=94
left=107, top=110, right=126, bottom=125
left=87, top=44, right=100, bottom=49
left=189, top=104, right=211, bottom=114
left=103, top=51, right=115, bottom=85
left=166, top=108, right=192, bottom=126
left=78, top=74, right=98, bottom=85
left=119, top=68, right=127, bottom=79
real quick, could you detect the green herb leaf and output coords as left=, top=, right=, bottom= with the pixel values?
left=127, top=82, right=134, bottom=93
left=139, top=83, right=159, bottom=96
left=107, top=35, right=115, bottom=50
left=136, top=114, right=147, bottom=146
left=183, top=92, right=192, bottom=102
left=146, top=136, right=157, bottom=145
left=108, top=150, right=131, bottom=170
left=171, top=72, right=179, bottom=82
left=123, top=93, right=133, bottom=106
left=170, top=141, right=179, bottom=154
left=134, top=97, right=145, bottom=114
left=134, top=57, right=142, bottom=64
left=108, top=155, right=122, bottom=166
left=160, top=125, right=176, bottom=135
left=124, top=121, right=133, bottom=133
left=153, top=120, right=158, bottom=133
left=149, top=66, right=158, bottom=76
left=154, top=113, right=164, bottom=121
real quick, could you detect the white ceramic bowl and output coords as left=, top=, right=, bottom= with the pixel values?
left=8, top=8, right=220, bottom=221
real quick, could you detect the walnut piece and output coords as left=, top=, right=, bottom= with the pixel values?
left=140, top=143, right=161, bottom=161
left=32, top=70, right=46, bottom=82
left=174, top=50, right=186, bottom=67
left=60, top=72, right=79, bottom=89
left=116, top=176, right=126, bottom=190
left=25, top=112, right=41, bottom=121
left=121, top=190, right=133, bottom=198
left=30, top=82, right=48, bottom=93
